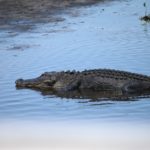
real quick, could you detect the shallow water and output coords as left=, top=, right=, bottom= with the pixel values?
left=0, top=0, right=150, bottom=124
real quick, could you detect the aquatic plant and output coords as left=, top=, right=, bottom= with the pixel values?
left=143, top=2, right=147, bottom=16
left=141, top=2, right=150, bottom=22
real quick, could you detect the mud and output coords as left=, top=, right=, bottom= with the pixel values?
left=0, top=0, right=105, bottom=31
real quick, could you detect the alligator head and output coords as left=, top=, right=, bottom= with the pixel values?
left=16, top=72, right=58, bottom=90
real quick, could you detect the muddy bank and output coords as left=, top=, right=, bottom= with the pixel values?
left=0, top=0, right=107, bottom=31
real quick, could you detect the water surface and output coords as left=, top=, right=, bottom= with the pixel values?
left=0, top=0, right=150, bottom=123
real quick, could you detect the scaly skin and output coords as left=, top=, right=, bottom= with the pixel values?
left=16, top=69, right=150, bottom=99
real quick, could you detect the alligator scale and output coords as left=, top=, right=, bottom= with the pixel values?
left=16, top=69, right=150, bottom=100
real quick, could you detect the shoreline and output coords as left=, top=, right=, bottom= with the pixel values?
left=0, top=0, right=106, bottom=31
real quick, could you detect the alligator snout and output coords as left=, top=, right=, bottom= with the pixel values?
left=16, top=79, right=24, bottom=87
left=15, top=78, right=36, bottom=88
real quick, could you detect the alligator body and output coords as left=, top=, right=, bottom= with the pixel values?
left=16, top=69, right=150, bottom=100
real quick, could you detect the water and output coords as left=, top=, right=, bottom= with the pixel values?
left=0, top=0, right=150, bottom=123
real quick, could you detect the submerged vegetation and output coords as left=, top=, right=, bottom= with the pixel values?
left=141, top=2, right=150, bottom=22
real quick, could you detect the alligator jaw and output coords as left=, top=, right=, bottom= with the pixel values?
left=16, top=79, right=43, bottom=88
left=16, top=78, right=37, bottom=88
left=15, top=78, right=55, bottom=90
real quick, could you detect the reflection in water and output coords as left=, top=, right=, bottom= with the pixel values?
left=142, top=22, right=150, bottom=36
left=17, top=87, right=150, bottom=102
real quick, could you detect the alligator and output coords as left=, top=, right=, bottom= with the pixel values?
left=15, top=69, right=150, bottom=100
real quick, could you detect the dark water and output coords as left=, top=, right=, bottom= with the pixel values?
left=0, top=0, right=150, bottom=123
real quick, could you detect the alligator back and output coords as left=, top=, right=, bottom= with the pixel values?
left=80, top=69, right=150, bottom=81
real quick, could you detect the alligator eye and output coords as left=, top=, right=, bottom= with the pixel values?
left=44, top=80, right=55, bottom=86
left=16, top=79, right=23, bottom=84
left=41, top=73, right=47, bottom=77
